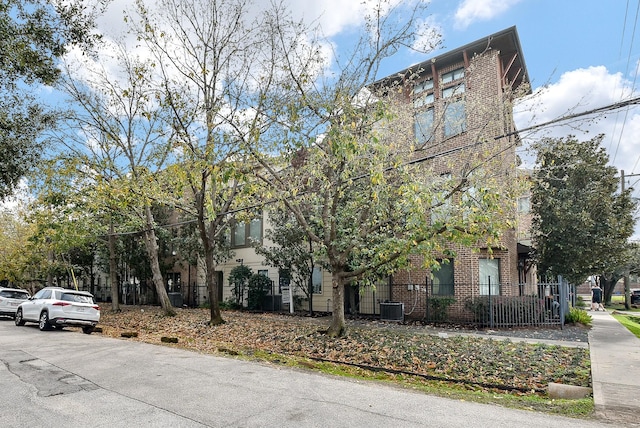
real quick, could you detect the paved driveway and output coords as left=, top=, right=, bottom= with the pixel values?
left=0, top=319, right=611, bottom=428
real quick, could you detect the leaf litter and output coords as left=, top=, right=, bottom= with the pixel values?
left=97, top=307, right=590, bottom=393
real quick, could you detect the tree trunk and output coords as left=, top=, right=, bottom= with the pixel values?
left=47, top=248, right=54, bottom=287
left=624, top=272, right=631, bottom=310
left=599, top=274, right=620, bottom=306
left=307, top=272, right=314, bottom=317
left=327, top=274, right=347, bottom=337
left=142, top=205, right=175, bottom=316
left=308, top=285, right=314, bottom=317
left=205, top=247, right=224, bottom=325
left=108, top=219, right=120, bottom=312
left=194, top=189, right=224, bottom=325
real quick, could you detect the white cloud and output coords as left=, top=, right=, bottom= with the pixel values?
left=284, top=0, right=420, bottom=36
left=514, top=65, right=640, bottom=238
left=412, top=15, right=444, bottom=53
left=0, top=179, right=32, bottom=212
left=284, top=0, right=366, bottom=36
left=454, top=0, right=522, bottom=29
left=515, top=66, right=640, bottom=171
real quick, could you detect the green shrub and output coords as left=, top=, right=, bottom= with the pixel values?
left=427, top=297, right=456, bottom=321
left=219, top=298, right=241, bottom=310
left=229, top=265, right=253, bottom=307
left=247, top=273, right=272, bottom=310
left=464, top=296, right=487, bottom=323
left=565, top=307, right=592, bottom=326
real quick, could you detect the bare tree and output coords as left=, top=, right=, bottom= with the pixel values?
left=130, top=0, right=318, bottom=324
left=52, top=41, right=177, bottom=314
left=251, top=2, right=522, bottom=337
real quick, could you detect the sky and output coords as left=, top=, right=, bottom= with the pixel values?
left=93, top=0, right=640, bottom=208
left=9, top=0, right=640, bottom=236
left=373, top=0, right=640, bottom=182
left=268, top=0, right=640, bottom=235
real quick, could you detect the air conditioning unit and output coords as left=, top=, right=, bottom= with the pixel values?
left=380, top=302, right=404, bottom=322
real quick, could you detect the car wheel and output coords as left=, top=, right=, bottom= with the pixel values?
left=38, top=312, right=51, bottom=331
left=15, top=308, right=25, bottom=326
left=82, top=326, right=94, bottom=335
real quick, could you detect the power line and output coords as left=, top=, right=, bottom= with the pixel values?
left=612, top=0, right=640, bottom=163
left=608, top=0, right=632, bottom=155
left=508, top=95, right=640, bottom=140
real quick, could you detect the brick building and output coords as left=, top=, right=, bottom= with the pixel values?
left=370, top=26, right=534, bottom=320
left=163, top=27, right=536, bottom=321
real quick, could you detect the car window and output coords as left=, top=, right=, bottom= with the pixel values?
left=33, top=289, right=52, bottom=300
left=0, top=290, right=29, bottom=299
left=60, top=293, right=94, bottom=304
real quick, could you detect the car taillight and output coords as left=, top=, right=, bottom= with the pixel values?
left=93, top=305, right=100, bottom=310
left=52, top=302, right=71, bottom=306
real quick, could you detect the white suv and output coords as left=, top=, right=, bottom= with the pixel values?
left=15, top=287, right=100, bottom=334
left=0, top=287, right=31, bottom=319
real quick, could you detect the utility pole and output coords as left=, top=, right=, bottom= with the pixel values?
left=620, top=170, right=640, bottom=309
left=621, top=170, right=631, bottom=309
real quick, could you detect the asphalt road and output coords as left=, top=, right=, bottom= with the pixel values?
left=0, top=318, right=611, bottom=428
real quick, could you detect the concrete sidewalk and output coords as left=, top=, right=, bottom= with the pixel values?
left=589, top=309, right=640, bottom=425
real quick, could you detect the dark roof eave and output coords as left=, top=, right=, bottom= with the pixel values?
left=374, top=26, right=531, bottom=95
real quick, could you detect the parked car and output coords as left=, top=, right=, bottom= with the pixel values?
left=15, top=287, right=100, bottom=334
left=631, top=289, right=640, bottom=305
left=0, top=287, right=31, bottom=319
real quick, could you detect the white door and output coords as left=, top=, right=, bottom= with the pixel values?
left=22, top=288, right=50, bottom=320
left=479, top=259, right=500, bottom=295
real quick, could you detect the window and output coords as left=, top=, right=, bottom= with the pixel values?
left=461, top=173, right=488, bottom=219
left=166, top=272, right=181, bottom=291
left=278, top=269, right=290, bottom=294
left=517, top=196, right=530, bottom=213
left=233, top=222, right=246, bottom=246
left=414, top=78, right=433, bottom=94
left=249, top=218, right=262, bottom=241
left=312, top=267, right=322, bottom=294
left=413, top=92, right=434, bottom=109
left=442, top=83, right=465, bottom=99
left=61, top=293, right=94, bottom=304
left=443, top=99, right=466, bottom=137
left=431, top=173, right=452, bottom=224
left=432, top=259, right=454, bottom=296
left=442, top=68, right=464, bottom=84
left=413, top=77, right=435, bottom=144
left=0, top=289, right=29, bottom=299
left=231, top=217, right=263, bottom=247
left=34, top=289, right=51, bottom=300
left=441, top=68, right=466, bottom=137
left=414, top=107, right=434, bottom=144
left=479, top=259, right=500, bottom=295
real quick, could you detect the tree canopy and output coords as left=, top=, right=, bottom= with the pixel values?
left=254, top=206, right=323, bottom=315
left=251, top=1, right=517, bottom=336
left=531, top=135, right=636, bottom=284
left=0, top=0, right=98, bottom=199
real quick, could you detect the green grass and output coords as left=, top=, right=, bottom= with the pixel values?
left=605, top=295, right=640, bottom=312
left=612, top=313, right=640, bottom=339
